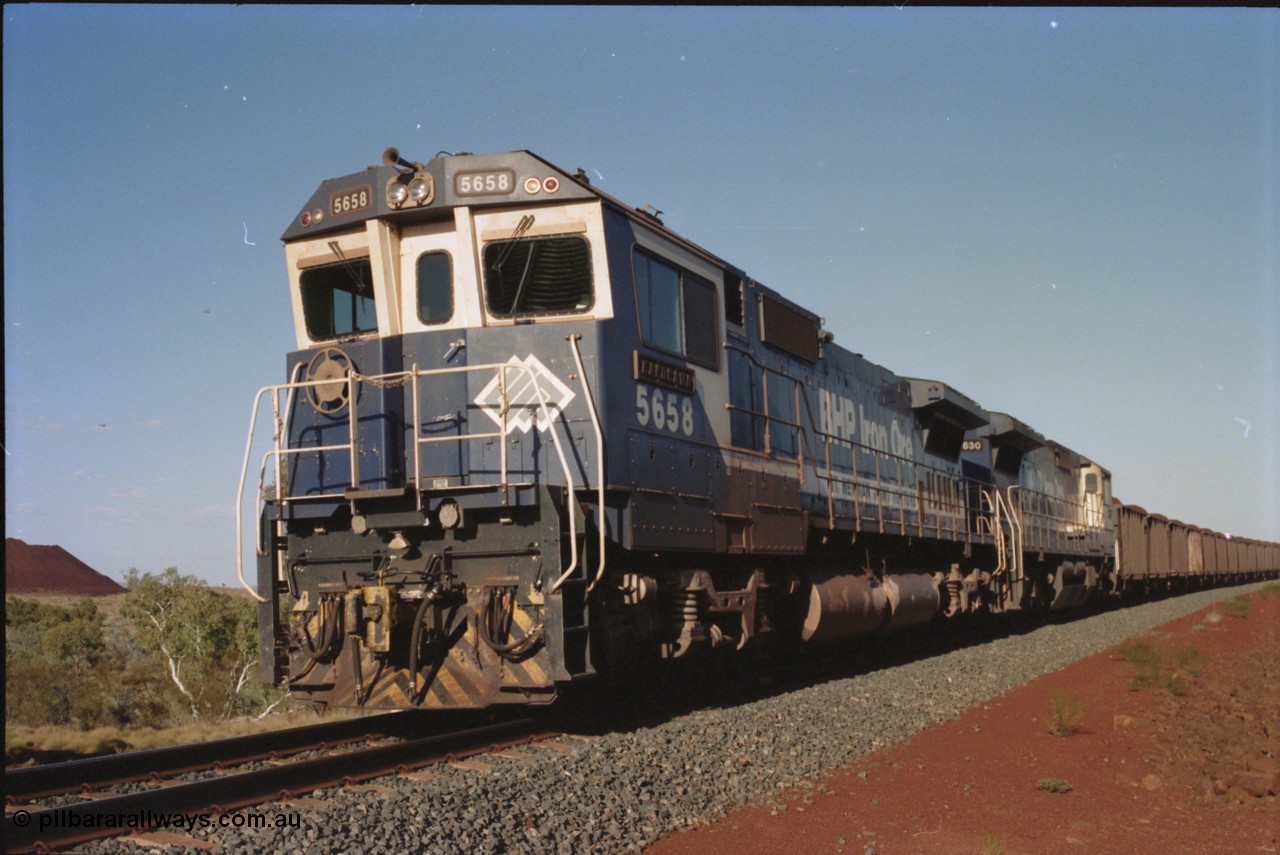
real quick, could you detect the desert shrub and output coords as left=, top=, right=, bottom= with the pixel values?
left=5, top=597, right=110, bottom=728
left=1167, top=644, right=1207, bottom=677
left=1116, top=637, right=1208, bottom=695
left=1224, top=596, right=1250, bottom=618
left=1047, top=692, right=1087, bottom=737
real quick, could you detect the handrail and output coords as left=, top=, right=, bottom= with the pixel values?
left=568, top=335, right=608, bottom=593
left=235, top=361, right=309, bottom=601
left=526, top=362, right=581, bottom=593
left=408, top=358, right=583, bottom=589
left=985, top=488, right=1007, bottom=578
left=235, top=385, right=274, bottom=603
left=723, top=393, right=1111, bottom=555
left=1007, top=485, right=1024, bottom=581
left=237, top=357, right=590, bottom=603
left=237, top=371, right=345, bottom=602
left=993, top=487, right=1014, bottom=576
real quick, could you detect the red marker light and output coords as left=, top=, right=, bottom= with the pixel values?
left=300, top=211, right=312, bottom=227
left=543, top=176, right=560, bottom=193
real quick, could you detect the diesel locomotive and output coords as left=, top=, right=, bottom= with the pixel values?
left=238, top=147, right=1279, bottom=710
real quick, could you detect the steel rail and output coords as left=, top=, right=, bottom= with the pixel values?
left=4, top=719, right=550, bottom=854
left=4, top=712, right=420, bottom=804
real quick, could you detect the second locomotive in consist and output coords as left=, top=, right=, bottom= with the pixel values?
left=239, top=148, right=1278, bottom=710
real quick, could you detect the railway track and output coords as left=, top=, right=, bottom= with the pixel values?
left=3, top=715, right=557, bottom=854
left=5, top=711, right=424, bottom=804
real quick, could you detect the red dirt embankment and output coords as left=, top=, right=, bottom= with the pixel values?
left=647, top=589, right=1279, bottom=855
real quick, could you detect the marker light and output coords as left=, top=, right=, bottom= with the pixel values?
left=300, top=211, right=311, bottom=227
left=524, top=177, right=542, bottom=195
left=543, top=176, right=560, bottom=193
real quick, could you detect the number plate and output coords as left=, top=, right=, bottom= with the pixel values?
left=633, top=352, right=696, bottom=395
left=329, top=185, right=372, bottom=217
left=454, top=169, right=516, bottom=197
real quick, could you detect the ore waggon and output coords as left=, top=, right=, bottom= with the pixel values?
left=238, top=148, right=1279, bottom=710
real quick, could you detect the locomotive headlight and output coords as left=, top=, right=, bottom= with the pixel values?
left=386, top=181, right=409, bottom=208
left=408, top=175, right=433, bottom=205
left=437, top=500, right=463, bottom=529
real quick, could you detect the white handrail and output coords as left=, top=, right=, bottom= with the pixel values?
left=235, top=385, right=276, bottom=603
left=401, top=359, right=582, bottom=586
left=238, top=357, right=591, bottom=603
left=568, top=335, right=608, bottom=593
left=532, top=363, right=581, bottom=594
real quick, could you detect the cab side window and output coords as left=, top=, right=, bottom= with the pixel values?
left=636, top=252, right=681, bottom=352
left=634, top=250, right=719, bottom=369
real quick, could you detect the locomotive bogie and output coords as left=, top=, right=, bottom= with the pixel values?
left=241, top=148, right=1279, bottom=711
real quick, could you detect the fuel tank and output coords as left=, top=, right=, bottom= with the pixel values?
left=802, top=570, right=940, bottom=644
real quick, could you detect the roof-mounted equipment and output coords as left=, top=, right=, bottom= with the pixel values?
left=382, top=147, right=434, bottom=209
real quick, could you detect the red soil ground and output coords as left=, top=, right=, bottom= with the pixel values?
left=646, top=589, right=1279, bottom=855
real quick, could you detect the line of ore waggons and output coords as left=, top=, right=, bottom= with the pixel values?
left=239, top=148, right=1279, bottom=711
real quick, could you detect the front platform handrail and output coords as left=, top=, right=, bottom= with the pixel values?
left=236, top=354, right=596, bottom=602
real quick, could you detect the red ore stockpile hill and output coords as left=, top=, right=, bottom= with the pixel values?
left=4, top=539, right=127, bottom=596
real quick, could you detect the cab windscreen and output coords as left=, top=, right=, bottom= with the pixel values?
left=300, top=258, right=377, bottom=340
left=483, top=235, right=593, bottom=318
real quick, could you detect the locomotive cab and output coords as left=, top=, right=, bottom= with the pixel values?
left=242, top=151, right=622, bottom=708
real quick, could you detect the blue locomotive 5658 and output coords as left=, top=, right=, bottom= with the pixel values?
left=238, top=148, right=1279, bottom=710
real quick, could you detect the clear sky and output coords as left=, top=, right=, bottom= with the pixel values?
left=5, top=6, right=1277, bottom=587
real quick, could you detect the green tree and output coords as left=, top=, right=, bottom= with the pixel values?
left=43, top=616, right=106, bottom=676
left=121, top=568, right=276, bottom=720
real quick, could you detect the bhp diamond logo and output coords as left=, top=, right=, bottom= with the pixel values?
left=473, top=355, right=576, bottom=434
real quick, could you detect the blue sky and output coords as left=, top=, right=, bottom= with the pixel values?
left=5, top=6, right=1277, bottom=586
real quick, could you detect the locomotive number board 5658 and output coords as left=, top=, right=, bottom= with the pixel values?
left=454, top=169, right=516, bottom=197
